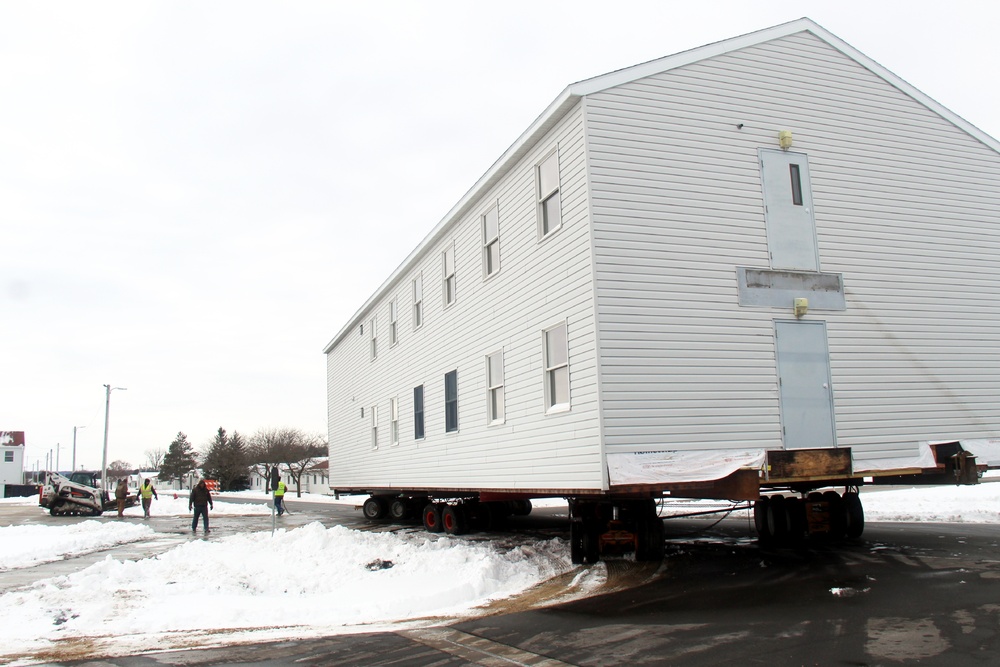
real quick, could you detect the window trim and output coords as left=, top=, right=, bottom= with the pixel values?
left=413, top=385, right=425, bottom=440
left=390, top=396, right=399, bottom=446
left=389, top=299, right=398, bottom=347
left=442, top=243, right=456, bottom=308
left=481, top=201, right=500, bottom=279
left=371, top=404, right=379, bottom=450
left=536, top=148, right=562, bottom=239
left=412, top=274, right=423, bottom=330
left=486, top=349, right=505, bottom=425
left=444, top=369, right=459, bottom=433
left=543, top=321, right=570, bottom=413
left=369, top=316, right=377, bottom=360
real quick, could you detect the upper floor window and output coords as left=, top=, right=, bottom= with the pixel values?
left=487, top=350, right=504, bottom=424
left=390, top=396, right=399, bottom=446
left=443, top=244, right=456, bottom=307
left=414, top=385, right=425, bottom=440
left=537, top=149, right=561, bottom=238
left=389, top=299, right=398, bottom=346
left=482, top=202, right=500, bottom=278
left=444, top=369, right=458, bottom=433
left=544, top=322, right=570, bottom=412
left=413, top=274, right=423, bottom=329
left=371, top=404, right=379, bottom=449
left=369, top=316, right=377, bottom=360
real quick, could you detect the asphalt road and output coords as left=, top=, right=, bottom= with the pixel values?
left=6, top=497, right=1000, bottom=666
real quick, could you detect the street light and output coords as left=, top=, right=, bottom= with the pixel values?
left=101, top=384, right=127, bottom=491
left=72, top=425, right=86, bottom=472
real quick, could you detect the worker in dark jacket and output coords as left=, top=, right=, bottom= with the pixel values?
left=115, top=478, right=129, bottom=518
left=189, top=479, right=214, bottom=532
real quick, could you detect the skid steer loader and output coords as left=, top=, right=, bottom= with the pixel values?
left=38, top=471, right=137, bottom=516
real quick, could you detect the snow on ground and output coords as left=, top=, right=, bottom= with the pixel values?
left=0, top=480, right=998, bottom=664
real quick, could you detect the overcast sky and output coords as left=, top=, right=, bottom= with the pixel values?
left=2, top=1, right=998, bottom=472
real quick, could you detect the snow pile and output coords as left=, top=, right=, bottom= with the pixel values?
left=0, top=521, right=155, bottom=571
left=860, top=482, right=1000, bottom=523
left=0, top=522, right=570, bottom=662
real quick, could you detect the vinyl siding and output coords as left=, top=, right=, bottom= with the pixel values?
left=588, top=32, right=1000, bottom=460
left=326, top=104, right=604, bottom=492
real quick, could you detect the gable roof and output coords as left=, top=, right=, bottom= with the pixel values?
left=323, top=17, right=1000, bottom=354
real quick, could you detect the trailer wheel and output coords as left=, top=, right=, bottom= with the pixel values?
left=389, top=499, right=410, bottom=521
left=570, top=520, right=585, bottom=564
left=822, top=491, right=846, bottom=540
left=636, top=514, right=665, bottom=562
left=362, top=496, right=389, bottom=521
left=442, top=505, right=467, bottom=535
left=766, top=495, right=789, bottom=542
left=843, top=492, right=865, bottom=538
left=754, top=496, right=772, bottom=542
left=422, top=503, right=443, bottom=533
left=785, top=497, right=807, bottom=543
left=583, top=524, right=601, bottom=563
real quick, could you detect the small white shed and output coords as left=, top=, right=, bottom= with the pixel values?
left=0, top=431, right=26, bottom=489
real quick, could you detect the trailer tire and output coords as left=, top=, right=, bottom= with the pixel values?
left=766, top=495, right=789, bottom=542
left=754, top=496, right=772, bottom=542
left=785, top=497, right=807, bottom=543
left=422, top=504, right=443, bottom=533
left=636, top=515, right=665, bottom=562
left=442, top=505, right=467, bottom=535
left=844, top=492, right=864, bottom=538
left=583, top=524, right=600, bottom=564
left=389, top=499, right=410, bottom=521
left=510, top=499, right=532, bottom=516
left=823, top=491, right=847, bottom=540
left=363, top=496, right=389, bottom=521
left=570, top=521, right=585, bottom=564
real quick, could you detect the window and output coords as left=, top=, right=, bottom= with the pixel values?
left=482, top=203, right=500, bottom=277
left=487, top=350, right=504, bottom=424
left=369, top=316, right=377, bottom=360
left=3, top=451, right=12, bottom=463
left=413, top=385, right=425, bottom=439
left=444, top=370, right=458, bottom=432
left=413, top=275, right=423, bottom=329
left=371, top=404, right=379, bottom=449
left=390, top=396, right=399, bottom=446
left=544, top=322, right=570, bottom=411
left=389, top=299, right=398, bottom=346
left=537, top=150, right=561, bottom=237
left=790, top=164, right=803, bottom=206
left=443, top=244, right=456, bottom=306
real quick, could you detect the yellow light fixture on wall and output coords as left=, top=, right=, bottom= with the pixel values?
left=793, top=297, right=809, bottom=318
left=779, top=130, right=793, bottom=150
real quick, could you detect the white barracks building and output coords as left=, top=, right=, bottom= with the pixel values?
left=324, top=19, right=1000, bottom=562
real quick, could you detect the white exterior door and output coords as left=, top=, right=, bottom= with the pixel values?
left=774, top=320, right=836, bottom=450
left=760, top=149, right=819, bottom=271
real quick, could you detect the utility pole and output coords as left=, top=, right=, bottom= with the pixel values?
left=55, top=443, right=60, bottom=471
left=72, top=426, right=85, bottom=471
left=101, top=384, right=127, bottom=491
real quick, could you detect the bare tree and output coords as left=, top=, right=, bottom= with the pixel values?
left=144, top=447, right=166, bottom=471
left=280, top=432, right=327, bottom=497
left=249, top=428, right=326, bottom=497
left=247, top=427, right=298, bottom=493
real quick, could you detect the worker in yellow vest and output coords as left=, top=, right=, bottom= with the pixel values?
left=139, top=478, right=158, bottom=518
left=274, top=480, right=287, bottom=516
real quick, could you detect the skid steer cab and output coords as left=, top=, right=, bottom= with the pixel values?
left=38, top=471, right=139, bottom=517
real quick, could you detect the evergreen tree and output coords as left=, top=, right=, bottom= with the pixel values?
left=160, top=432, right=199, bottom=484
left=201, top=427, right=250, bottom=491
